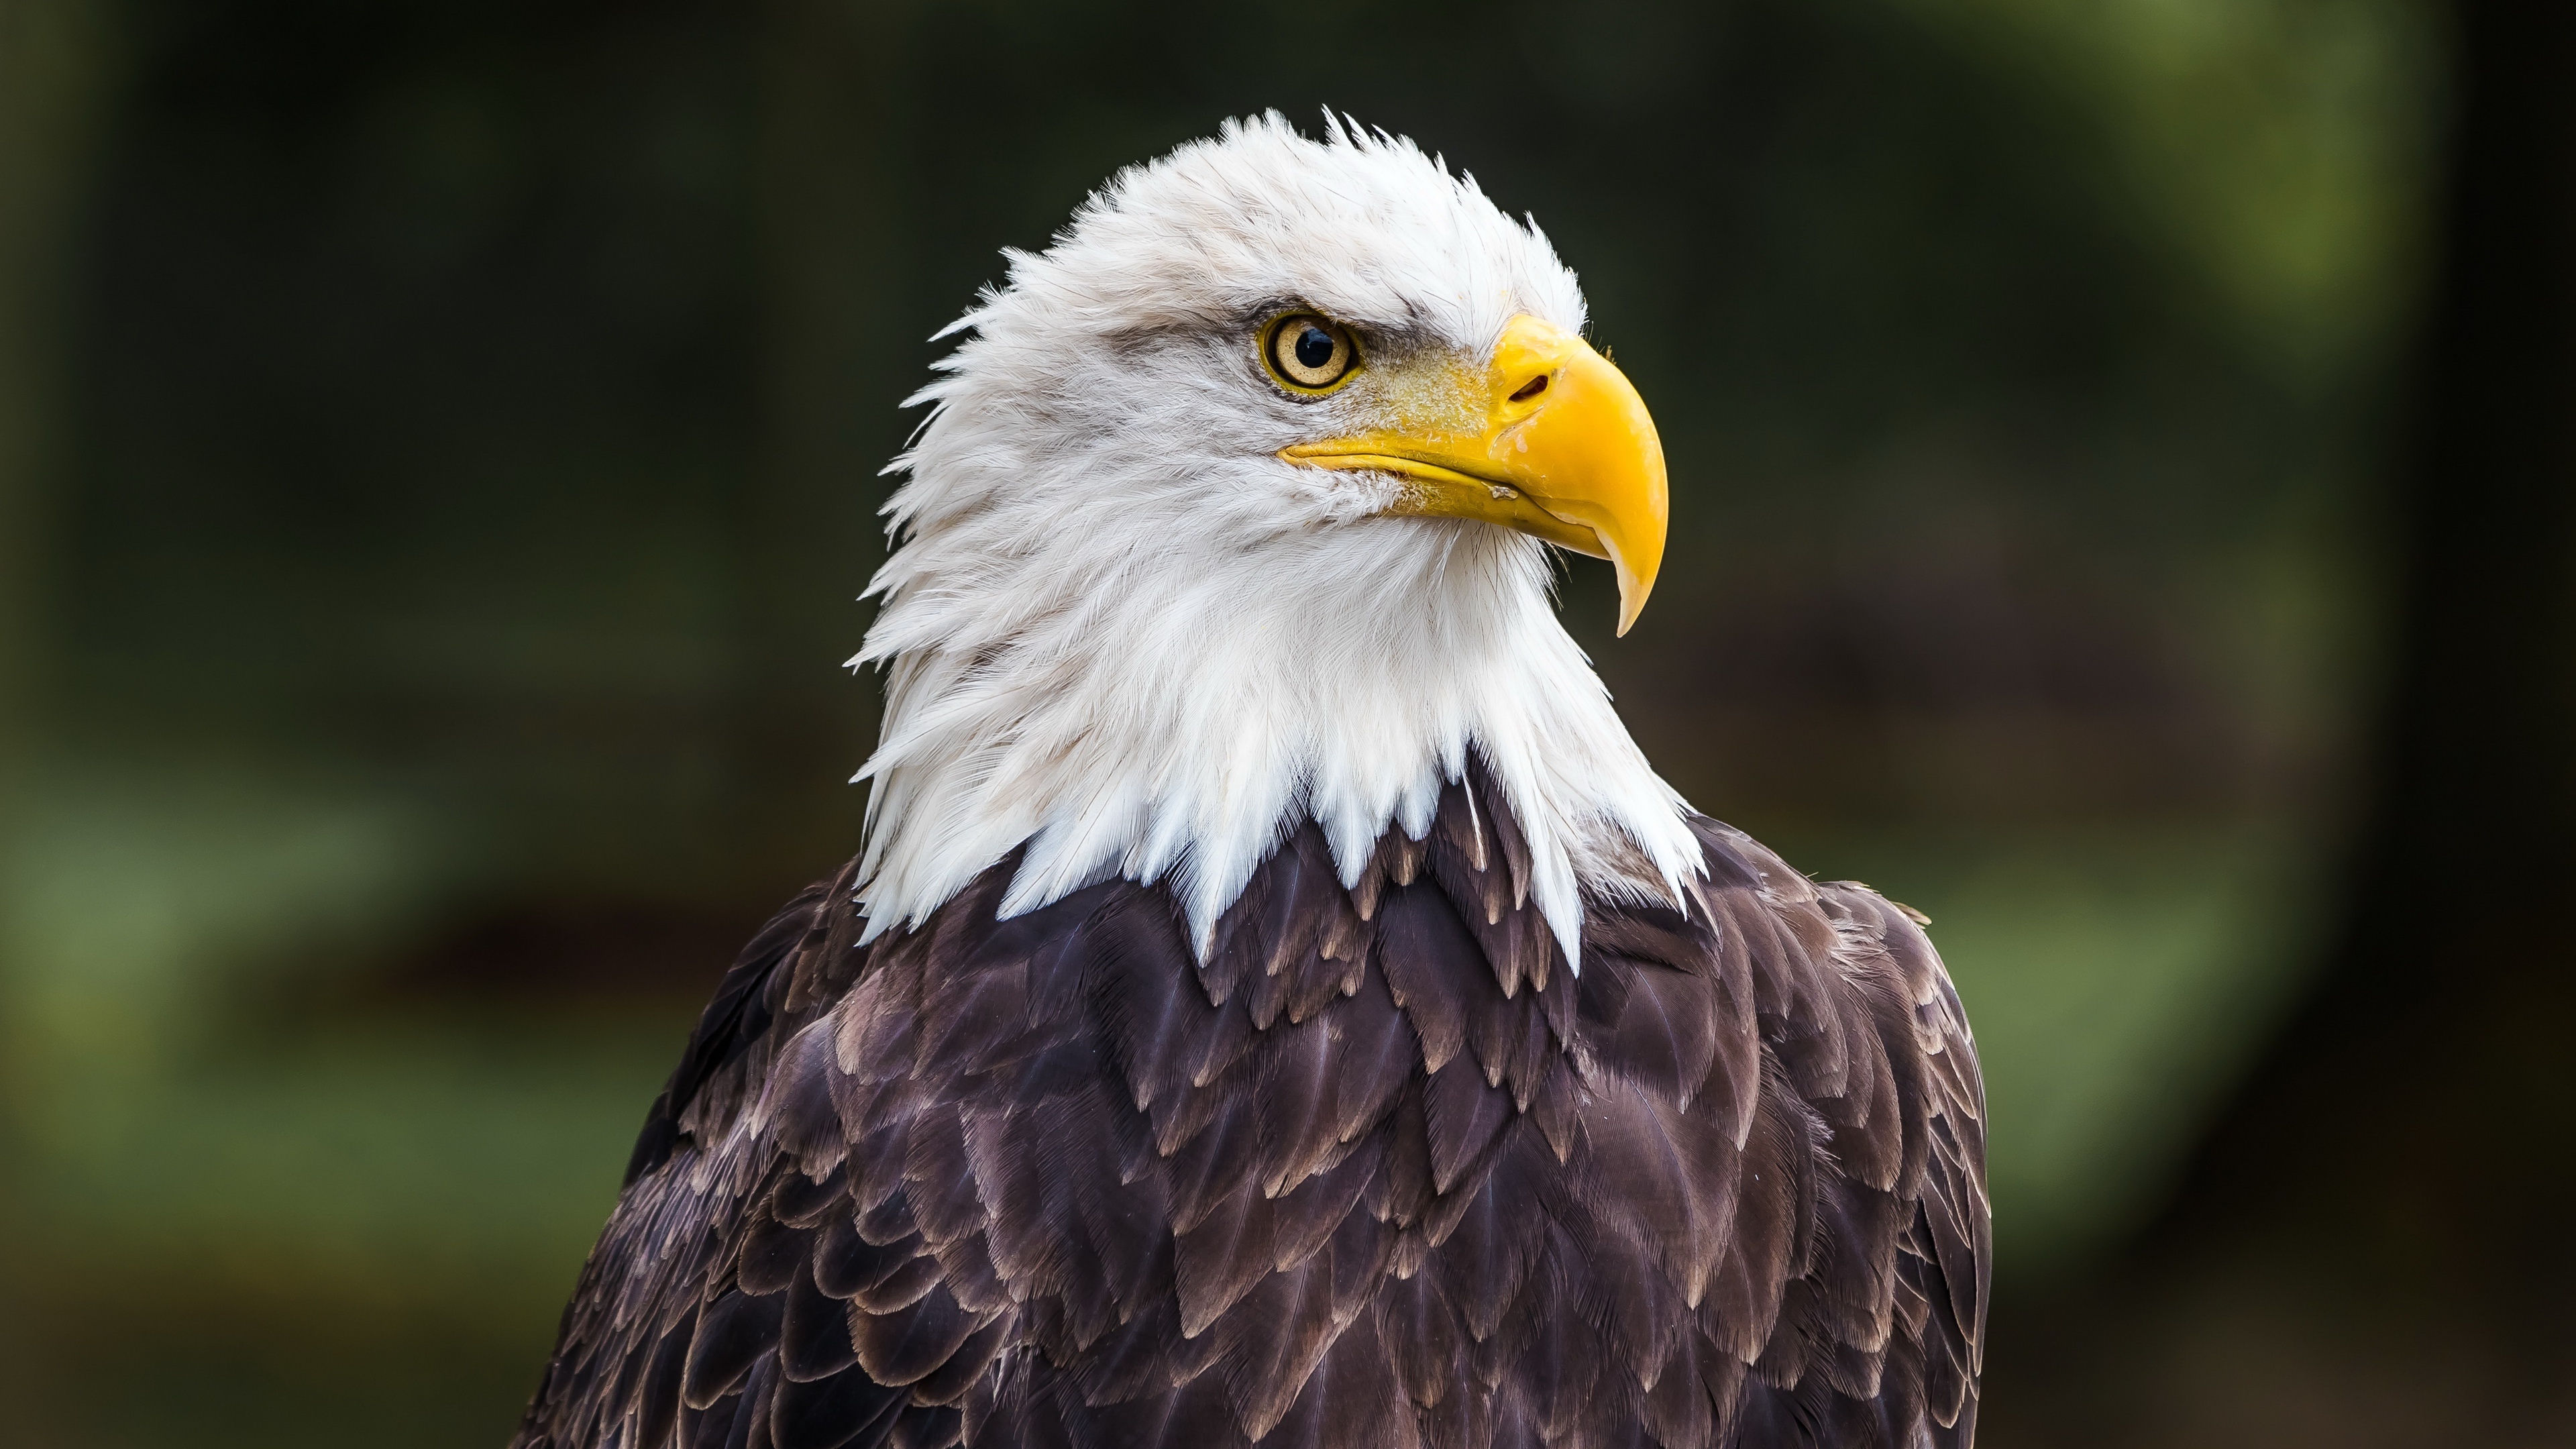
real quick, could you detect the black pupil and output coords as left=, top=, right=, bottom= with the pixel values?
left=1293, top=325, right=1336, bottom=371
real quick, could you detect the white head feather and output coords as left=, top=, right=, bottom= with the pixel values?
left=849, top=113, right=1701, bottom=966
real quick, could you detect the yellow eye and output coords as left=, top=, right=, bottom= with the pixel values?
left=1263, top=313, right=1360, bottom=392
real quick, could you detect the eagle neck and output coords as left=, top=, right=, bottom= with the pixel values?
left=851, top=516, right=1699, bottom=967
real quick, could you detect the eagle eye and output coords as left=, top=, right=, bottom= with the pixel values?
left=1263, top=313, right=1359, bottom=393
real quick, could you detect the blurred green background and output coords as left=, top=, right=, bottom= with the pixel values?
left=0, top=0, right=2483, bottom=1444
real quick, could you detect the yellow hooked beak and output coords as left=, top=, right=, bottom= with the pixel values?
left=1279, top=315, right=1668, bottom=635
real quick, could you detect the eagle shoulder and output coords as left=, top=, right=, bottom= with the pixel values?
left=516, top=777, right=1989, bottom=1449
left=1652, top=818, right=1989, bottom=1446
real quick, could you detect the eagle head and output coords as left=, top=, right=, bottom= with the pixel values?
left=852, top=113, right=1701, bottom=965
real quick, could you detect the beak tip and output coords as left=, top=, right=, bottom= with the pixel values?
left=1607, top=544, right=1656, bottom=639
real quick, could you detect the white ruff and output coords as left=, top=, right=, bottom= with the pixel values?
left=849, top=115, right=1701, bottom=965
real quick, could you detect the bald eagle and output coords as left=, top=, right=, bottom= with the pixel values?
left=515, top=115, right=1988, bottom=1449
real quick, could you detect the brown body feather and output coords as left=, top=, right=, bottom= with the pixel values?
left=515, top=764, right=1988, bottom=1449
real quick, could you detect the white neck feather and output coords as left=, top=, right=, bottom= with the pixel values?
left=849, top=502, right=1698, bottom=966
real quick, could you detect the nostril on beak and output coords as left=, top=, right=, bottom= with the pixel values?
left=1507, top=374, right=1550, bottom=403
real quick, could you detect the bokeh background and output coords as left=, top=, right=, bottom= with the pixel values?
left=4, top=0, right=2569, bottom=1444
